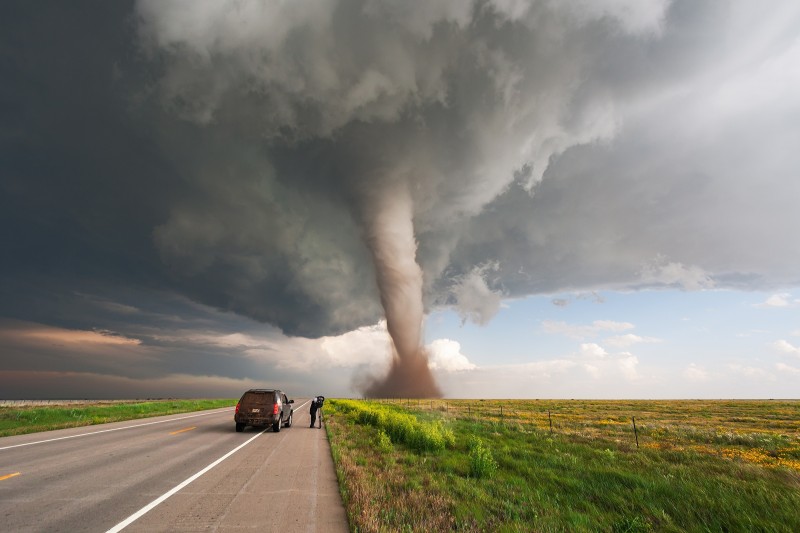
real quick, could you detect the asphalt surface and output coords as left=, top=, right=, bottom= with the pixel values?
left=0, top=400, right=349, bottom=532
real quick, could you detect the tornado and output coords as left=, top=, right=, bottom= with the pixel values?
left=361, top=183, right=441, bottom=398
left=133, top=0, right=665, bottom=400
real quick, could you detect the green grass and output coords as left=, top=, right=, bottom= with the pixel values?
left=326, top=399, right=800, bottom=532
left=334, top=399, right=455, bottom=453
left=0, top=399, right=235, bottom=437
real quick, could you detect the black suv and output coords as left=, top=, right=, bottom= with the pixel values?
left=234, top=389, right=294, bottom=432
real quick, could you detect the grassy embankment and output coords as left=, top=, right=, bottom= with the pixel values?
left=0, top=399, right=235, bottom=438
left=325, top=399, right=800, bottom=532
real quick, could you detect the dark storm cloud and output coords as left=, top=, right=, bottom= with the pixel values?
left=0, top=2, right=178, bottom=329
left=127, top=0, right=676, bottom=335
left=128, top=0, right=681, bottom=395
left=2, top=1, right=800, bottom=397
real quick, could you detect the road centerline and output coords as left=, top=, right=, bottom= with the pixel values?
left=169, top=426, right=197, bottom=436
left=0, top=472, right=21, bottom=481
left=105, top=428, right=268, bottom=533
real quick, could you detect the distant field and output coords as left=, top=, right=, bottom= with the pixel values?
left=325, top=399, right=800, bottom=532
left=0, top=399, right=235, bottom=437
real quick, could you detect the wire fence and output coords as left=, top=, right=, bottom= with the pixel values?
left=367, top=398, right=800, bottom=453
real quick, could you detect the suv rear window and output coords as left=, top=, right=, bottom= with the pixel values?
left=241, top=390, right=277, bottom=405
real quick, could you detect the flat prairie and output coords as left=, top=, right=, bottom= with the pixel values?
left=0, top=399, right=235, bottom=437
left=326, top=399, right=800, bottom=532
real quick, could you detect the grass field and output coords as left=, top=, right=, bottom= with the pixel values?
left=0, top=399, right=235, bottom=437
left=325, top=399, right=800, bottom=532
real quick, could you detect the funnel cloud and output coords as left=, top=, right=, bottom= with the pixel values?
left=360, top=183, right=441, bottom=397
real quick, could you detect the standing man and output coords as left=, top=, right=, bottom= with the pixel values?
left=309, top=396, right=324, bottom=428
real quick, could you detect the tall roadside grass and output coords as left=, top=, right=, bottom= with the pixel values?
left=326, top=400, right=457, bottom=531
left=334, top=399, right=454, bottom=453
left=0, top=399, right=235, bottom=437
left=326, top=399, right=800, bottom=532
left=467, top=436, right=498, bottom=479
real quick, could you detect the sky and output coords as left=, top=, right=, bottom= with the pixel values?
left=1, top=0, right=799, bottom=399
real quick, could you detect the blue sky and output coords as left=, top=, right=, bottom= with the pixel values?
left=424, top=289, right=800, bottom=398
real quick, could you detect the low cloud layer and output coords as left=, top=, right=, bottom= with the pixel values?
left=2, top=1, right=800, bottom=397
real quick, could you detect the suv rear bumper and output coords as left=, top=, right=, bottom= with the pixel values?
left=235, top=413, right=280, bottom=426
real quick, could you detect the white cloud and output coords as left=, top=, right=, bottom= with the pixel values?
left=775, top=362, right=800, bottom=375
left=728, top=364, right=775, bottom=381
left=618, top=355, right=640, bottom=380
left=542, top=319, right=634, bottom=339
left=771, top=339, right=800, bottom=358
left=583, top=363, right=601, bottom=379
left=318, top=321, right=392, bottom=368
left=427, top=339, right=477, bottom=372
left=593, top=320, right=635, bottom=332
left=576, top=343, right=645, bottom=380
left=683, top=363, right=709, bottom=382
left=756, top=293, right=796, bottom=308
left=604, top=333, right=661, bottom=349
left=231, top=321, right=395, bottom=373
left=579, top=343, right=608, bottom=359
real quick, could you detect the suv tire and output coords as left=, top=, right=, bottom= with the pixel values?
left=235, top=422, right=244, bottom=432
left=286, top=412, right=293, bottom=428
left=273, top=418, right=281, bottom=432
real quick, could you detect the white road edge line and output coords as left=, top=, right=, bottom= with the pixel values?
left=105, top=428, right=268, bottom=533
left=0, top=409, right=233, bottom=451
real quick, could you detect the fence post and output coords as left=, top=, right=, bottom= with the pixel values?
left=500, top=406, right=503, bottom=418
left=548, top=411, right=553, bottom=434
left=632, top=416, right=639, bottom=448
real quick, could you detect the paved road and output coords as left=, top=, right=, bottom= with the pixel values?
left=0, top=400, right=349, bottom=532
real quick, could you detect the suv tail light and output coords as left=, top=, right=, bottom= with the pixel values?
left=273, top=403, right=280, bottom=415
left=235, top=402, right=240, bottom=414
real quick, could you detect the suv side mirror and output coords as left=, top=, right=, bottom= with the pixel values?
left=289, top=399, right=295, bottom=403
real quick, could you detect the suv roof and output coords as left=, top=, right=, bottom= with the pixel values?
left=240, top=389, right=280, bottom=395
